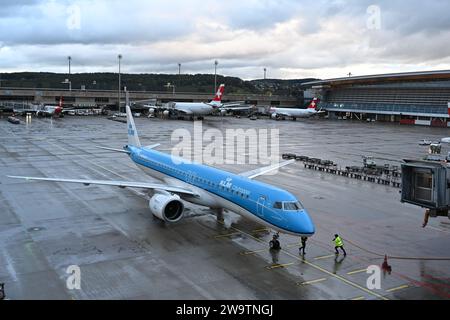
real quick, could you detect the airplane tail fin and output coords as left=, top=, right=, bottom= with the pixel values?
left=212, top=84, right=225, bottom=102
left=55, top=96, right=64, bottom=115
left=307, top=98, right=320, bottom=110
left=126, top=95, right=142, bottom=148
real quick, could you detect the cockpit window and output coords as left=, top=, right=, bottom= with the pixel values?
left=283, top=202, right=304, bottom=211
left=273, top=202, right=283, bottom=209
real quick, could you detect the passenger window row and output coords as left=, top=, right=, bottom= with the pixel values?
left=138, top=155, right=251, bottom=199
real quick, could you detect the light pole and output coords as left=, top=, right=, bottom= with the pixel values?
left=264, top=68, right=267, bottom=80
left=118, top=54, right=122, bottom=112
left=165, top=83, right=176, bottom=96
left=67, top=56, right=72, bottom=91
left=178, top=63, right=181, bottom=75
left=214, top=60, right=219, bottom=93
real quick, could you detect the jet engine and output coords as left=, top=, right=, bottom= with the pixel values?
left=149, top=194, right=184, bottom=223
left=163, top=110, right=170, bottom=118
left=271, top=113, right=278, bottom=119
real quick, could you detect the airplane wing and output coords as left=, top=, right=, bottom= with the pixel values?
left=7, top=176, right=198, bottom=196
left=239, top=160, right=296, bottom=179
left=221, top=105, right=254, bottom=112
left=175, top=108, right=194, bottom=115
left=272, top=111, right=292, bottom=117
left=220, top=102, right=246, bottom=108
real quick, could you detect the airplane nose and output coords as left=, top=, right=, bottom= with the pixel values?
left=292, top=210, right=315, bottom=236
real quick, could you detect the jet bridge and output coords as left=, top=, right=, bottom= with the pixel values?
left=401, top=159, right=450, bottom=218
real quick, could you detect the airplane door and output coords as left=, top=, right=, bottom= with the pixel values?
left=257, top=196, right=267, bottom=218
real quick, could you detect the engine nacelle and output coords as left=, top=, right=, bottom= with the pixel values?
left=163, top=110, right=170, bottom=117
left=149, top=194, right=184, bottom=223
left=271, top=113, right=278, bottom=119
left=148, top=108, right=155, bottom=115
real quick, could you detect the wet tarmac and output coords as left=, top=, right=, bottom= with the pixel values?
left=0, top=115, right=449, bottom=300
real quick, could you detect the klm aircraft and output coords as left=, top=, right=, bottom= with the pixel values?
left=8, top=105, right=315, bottom=240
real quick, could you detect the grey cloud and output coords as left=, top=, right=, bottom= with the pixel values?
left=0, top=0, right=450, bottom=79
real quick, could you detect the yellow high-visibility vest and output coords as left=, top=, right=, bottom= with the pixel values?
left=334, top=236, right=344, bottom=247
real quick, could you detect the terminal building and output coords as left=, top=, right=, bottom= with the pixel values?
left=304, top=70, right=450, bottom=127
left=0, top=87, right=300, bottom=112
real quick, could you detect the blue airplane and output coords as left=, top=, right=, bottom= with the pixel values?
left=8, top=104, right=315, bottom=242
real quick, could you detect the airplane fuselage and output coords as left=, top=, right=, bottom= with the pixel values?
left=127, top=145, right=315, bottom=237
left=171, top=102, right=216, bottom=116
left=271, top=108, right=318, bottom=119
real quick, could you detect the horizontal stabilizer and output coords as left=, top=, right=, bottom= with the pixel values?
left=97, top=146, right=130, bottom=154
left=144, top=143, right=161, bottom=150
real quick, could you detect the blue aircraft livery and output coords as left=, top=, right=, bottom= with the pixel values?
left=8, top=104, right=315, bottom=239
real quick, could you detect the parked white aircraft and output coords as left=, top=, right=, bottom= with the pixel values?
left=149, top=84, right=249, bottom=120
left=270, top=98, right=324, bottom=121
left=441, top=137, right=450, bottom=144
left=36, top=97, right=64, bottom=117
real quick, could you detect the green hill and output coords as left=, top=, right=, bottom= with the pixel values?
left=0, top=72, right=318, bottom=96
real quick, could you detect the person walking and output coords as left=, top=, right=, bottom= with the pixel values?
left=299, top=237, right=308, bottom=255
left=333, top=234, right=347, bottom=256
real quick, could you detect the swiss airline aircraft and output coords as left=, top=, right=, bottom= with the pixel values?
left=36, top=97, right=65, bottom=117
left=9, top=104, right=315, bottom=241
left=151, top=84, right=249, bottom=119
left=270, top=98, right=324, bottom=120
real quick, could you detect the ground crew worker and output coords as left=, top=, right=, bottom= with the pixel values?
left=270, top=234, right=281, bottom=250
left=333, top=234, right=347, bottom=256
left=299, top=237, right=308, bottom=255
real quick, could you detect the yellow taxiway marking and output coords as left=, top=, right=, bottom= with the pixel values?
left=347, top=269, right=368, bottom=275
left=252, top=228, right=270, bottom=233
left=386, top=285, right=409, bottom=293
left=266, top=263, right=295, bottom=270
left=240, top=249, right=267, bottom=256
left=287, top=243, right=301, bottom=248
left=351, top=296, right=366, bottom=301
left=314, top=254, right=336, bottom=261
left=214, top=232, right=241, bottom=239
left=215, top=221, right=389, bottom=300
left=298, top=278, right=327, bottom=286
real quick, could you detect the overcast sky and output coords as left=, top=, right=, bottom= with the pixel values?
left=0, top=0, right=450, bottom=79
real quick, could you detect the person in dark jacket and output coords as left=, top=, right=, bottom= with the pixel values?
left=299, top=237, right=308, bottom=255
